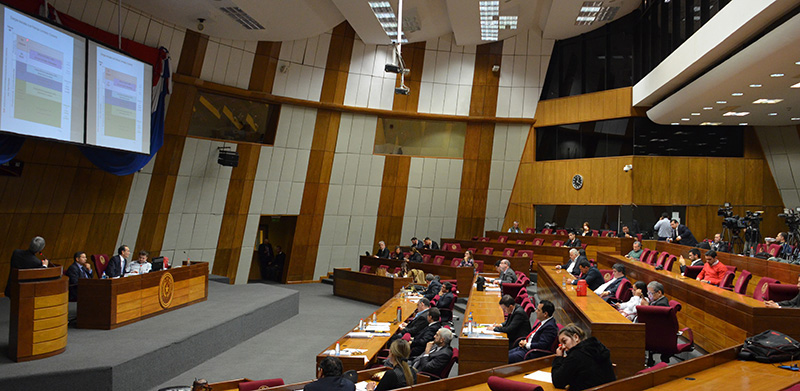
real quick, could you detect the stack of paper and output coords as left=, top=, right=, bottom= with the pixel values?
left=346, top=332, right=373, bottom=338
left=523, top=371, right=552, bottom=383
left=365, top=323, right=391, bottom=332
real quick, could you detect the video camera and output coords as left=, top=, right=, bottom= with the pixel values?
left=718, top=203, right=743, bottom=230
left=779, top=208, right=800, bottom=231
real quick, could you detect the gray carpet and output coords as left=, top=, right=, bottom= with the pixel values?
left=151, top=282, right=463, bottom=390
left=0, top=278, right=299, bottom=391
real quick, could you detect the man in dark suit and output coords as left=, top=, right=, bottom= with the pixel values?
left=668, top=219, right=698, bottom=247
left=488, top=295, right=532, bottom=349
left=390, top=298, right=431, bottom=345
left=765, top=274, right=800, bottom=308
left=5, top=236, right=49, bottom=297
left=435, top=282, right=454, bottom=309
left=494, top=259, right=517, bottom=285
left=258, top=238, right=273, bottom=280
left=423, top=237, right=439, bottom=250
left=304, top=356, right=355, bottom=391
left=648, top=281, right=670, bottom=306
left=410, top=237, right=424, bottom=249
left=106, top=245, right=130, bottom=278
left=567, top=260, right=604, bottom=291
left=562, top=232, right=582, bottom=248
left=66, top=251, right=94, bottom=301
left=410, top=308, right=442, bottom=357
left=555, top=248, right=582, bottom=276
left=508, top=300, right=558, bottom=363
left=423, top=274, right=441, bottom=301
left=412, top=328, right=454, bottom=375
left=595, top=263, right=625, bottom=301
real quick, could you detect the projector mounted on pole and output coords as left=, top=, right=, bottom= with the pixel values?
left=384, top=0, right=410, bottom=95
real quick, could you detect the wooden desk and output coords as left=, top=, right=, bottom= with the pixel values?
left=209, top=368, right=431, bottom=391
left=537, top=263, right=645, bottom=378
left=458, top=273, right=509, bottom=375
left=7, top=266, right=69, bottom=362
left=484, top=231, right=635, bottom=260
left=400, top=247, right=528, bottom=271
left=595, top=344, right=800, bottom=391
left=360, top=256, right=474, bottom=296
left=77, top=261, right=209, bottom=329
left=333, top=268, right=413, bottom=305
left=392, top=356, right=560, bottom=390
left=316, top=292, right=419, bottom=373
left=441, top=238, right=575, bottom=273
left=596, top=252, right=800, bottom=353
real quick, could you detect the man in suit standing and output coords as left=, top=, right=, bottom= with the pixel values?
left=106, top=245, right=130, bottom=278
left=410, top=308, right=442, bottom=357
left=488, top=295, right=532, bottom=349
left=66, top=251, right=93, bottom=301
left=422, top=274, right=441, bottom=301
left=508, top=300, right=558, bottom=363
left=668, top=219, right=698, bottom=247
left=566, top=260, right=604, bottom=291
left=304, top=356, right=355, bottom=391
left=412, top=328, right=454, bottom=375
left=258, top=238, right=273, bottom=281
left=5, top=236, right=49, bottom=297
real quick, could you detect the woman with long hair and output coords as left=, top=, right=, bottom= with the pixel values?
left=581, top=222, right=591, bottom=236
left=390, top=246, right=403, bottom=260
left=458, top=250, right=475, bottom=268
left=366, top=339, right=416, bottom=390
left=406, top=247, right=423, bottom=263
left=551, top=324, right=616, bottom=391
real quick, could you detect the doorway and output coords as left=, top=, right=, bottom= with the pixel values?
left=249, top=215, right=297, bottom=283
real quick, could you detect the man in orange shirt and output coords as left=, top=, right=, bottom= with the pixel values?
left=696, top=250, right=727, bottom=285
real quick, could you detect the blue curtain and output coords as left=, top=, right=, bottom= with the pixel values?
left=0, top=133, right=24, bottom=165
left=80, top=49, right=170, bottom=176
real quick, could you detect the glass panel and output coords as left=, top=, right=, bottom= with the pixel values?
left=584, top=35, right=607, bottom=93
left=188, top=91, right=280, bottom=144
left=374, top=117, right=467, bottom=158
left=535, top=205, right=687, bottom=240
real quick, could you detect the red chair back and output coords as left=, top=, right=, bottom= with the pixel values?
left=468, top=248, right=477, bottom=253
left=479, top=237, right=491, bottom=242
left=239, top=379, right=284, bottom=391
left=503, top=248, right=515, bottom=257
left=525, top=228, right=535, bottom=234
left=655, top=252, right=669, bottom=267
left=515, top=289, right=528, bottom=305
left=599, top=269, right=613, bottom=282
left=360, top=265, right=372, bottom=273
left=767, top=283, right=799, bottom=303
left=541, top=228, right=552, bottom=234
left=450, top=258, right=461, bottom=267
left=616, top=278, right=633, bottom=302
left=475, top=260, right=484, bottom=273
left=516, top=240, right=526, bottom=245
left=432, top=256, right=445, bottom=265
left=532, top=238, right=544, bottom=246
left=756, top=243, right=768, bottom=254
left=718, top=271, right=735, bottom=289
left=726, top=265, right=737, bottom=274
left=640, top=248, right=651, bottom=262
left=482, top=247, right=494, bottom=255
left=636, top=233, right=643, bottom=241
left=753, top=277, right=779, bottom=301
left=487, top=376, right=544, bottom=391
left=733, top=270, right=752, bottom=295
left=92, top=254, right=110, bottom=277
left=448, top=243, right=462, bottom=252
left=768, top=244, right=781, bottom=257
left=683, top=265, right=703, bottom=279
left=663, top=255, right=677, bottom=273
left=556, top=229, right=567, bottom=236
left=516, top=250, right=533, bottom=258
left=551, top=240, right=564, bottom=247
left=591, top=230, right=599, bottom=237
left=394, top=267, right=402, bottom=274
left=498, top=236, right=508, bottom=243
left=636, top=304, right=680, bottom=355
left=422, top=254, right=431, bottom=263
left=645, top=251, right=657, bottom=265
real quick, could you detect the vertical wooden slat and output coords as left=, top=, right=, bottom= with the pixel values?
left=374, top=156, right=412, bottom=252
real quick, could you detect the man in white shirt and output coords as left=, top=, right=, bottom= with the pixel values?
left=508, top=300, right=558, bottom=363
left=595, top=264, right=625, bottom=301
left=555, top=248, right=581, bottom=276
left=126, top=250, right=152, bottom=276
left=654, top=213, right=672, bottom=240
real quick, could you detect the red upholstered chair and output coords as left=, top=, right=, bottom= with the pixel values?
left=767, top=283, right=799, bottom=303
left=615, top=278, right=633, bottom=302
left=432, top=256, right=445, bottom=265
left=726, top=270, right=752, bottom=294
left=718, top=272, right=735, bottom=289
left=475, top=260, right=484, bottom=273
left=683, top=265, right=703, bottom=279
left=482, top=247, right=494, bottom=255
left=92, top=254, right=110, bottom=277
left=753, top=277, right=779, bottom=301
left=516, top=250, right=533, bottom=258
left=726, top=265, right=737, bottom=274
left=645, top=251, right=657, bottom=265
left=636, top=233, right=643, bottom=241
left=581, top=243, right=588, bottom=250
left=637, top=362, right=668, bottom=374
left=501, top=278, right=528, bottom=297
left=472, top=236, right=480, bottom=241
left=655, top=252, right=669, bottom=268
left=422, top=254, right=431, bottom=263
left=516, top=240, right=526, bottom=245
left=522, top=300, right=535, bottom=317
left=450, top=258, right=461, bottom=267
left=551, top=240, right=564, bottom=247
left=515, top=289, right=528, bottom=305
left=379, top=265, right=389, bottom=272
left=467, top=248, right=477, bottom=254
left=663, top=255, right=677, bottom=273
left=239, top=379, right=284, bottom=391
left=532, top=238, right=544, bottom=246
left=512, top=323, right=563, bottom=361
left=768, top=244, right=781, bottom=257
left=541, top=228, right=553, bottom=234
left=503, top=248, right=515, bottom=257
left=498, top=236, right=509, bottom=243
left=556, top=229, right=567, bottom=236
left=591, top=230, right=599, bottom=237
left=487, top=376, right=544, bottom=391
left=525, top=228, right=535, bottom=234
left=599, top=269, right=613, bottom=282
left=756, top=243, right=768, bottom=254
left=636, top=300, right=694, bottom=366
left=440, top=292, right=458, bottom=323
left=419, top=348, right=459, bottom=380
left=449, top=243, right=462, bottom=252
left=393, top=267, right=402, bottom=274
left=477, top=237, right=489, bottom=242
left=360, top=265, right=372, bottom=273
left=639, top=248, right=651, bottom=263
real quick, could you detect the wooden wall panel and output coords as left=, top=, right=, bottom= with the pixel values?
left=374, top=156, right=412, bottom=251
left=0, top=142, right=134, bottom=295
left=288, top=22, right=356, bottom=282
left=456, top=42, right=502, bottom=239
left=534, top=87, right=645, bottom=127
left=391, top=42, right=426, bottom=113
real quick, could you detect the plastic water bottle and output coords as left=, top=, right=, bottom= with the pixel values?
left=359, top=318, right=364, bottom=331
left=101, top=271, right=107, bottom=279
left=335, top=341, right=340, bottom=356
left=396, top=306, right=402, bottom=322
left=562, top=276, right=566, bottom=288
left=468, top=312, right=474, bottom=334
left=373, top=312, right=377, bottom=323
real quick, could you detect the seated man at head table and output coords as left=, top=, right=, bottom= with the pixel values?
left=562, top=231, right=582, bottom=248
left=411, top=328, right=454, bottom=375
left=489, top=259, right=517, bottom=285
left=4, top=236, right=50, bottom=297
left=618, top=224, right=634, bottom=238
left=551, top=323, right=616, bottom=391
left=508, top=300, right=558, bottom=363
left=765, top=274, right=800, bottom=308
left=125, top=250, right=152, bottom=276
left=508, top=221, right=523, bottom=233
left=566, top=259, right=604, bottom=291
left=487, top=294, right=532, bottom=349
left=624, top=241, right=643, bottom=261
left=410, top=307, right=442, bottom=357
left=304, top=356, right=355, bottom=391
left=647, top=281, right=670, bottom=306
left=696, top=250, right=727, bottom=285
left=678, top=248, right=704, bottom=275
left=555, top=248, right=582, bottom=276
left=434, top=282, right=454, bottom=310
left=594, top=263, right=626, bottom=302
left=66, top=251, right=93, bottom=301
left=668, top=218, right=699, bottom=247
left=106, top=244, right=131, bottom=278
left=394, top=298, right=431, bottom=340
left=422, top=274, right=442, bottom=301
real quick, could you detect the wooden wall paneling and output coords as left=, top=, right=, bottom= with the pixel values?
left=392, top=42, right=425, bottom=113
left=374, top=156, right=411, bottom=251
left=668, top=158, right=690, bottom=206
left=534, top=87, right=645, bottom=127
left=288, top=22, right=355, bottom=282
left=248, top=41, right=282, bottom=93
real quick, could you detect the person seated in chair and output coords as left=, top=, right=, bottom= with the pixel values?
left=126, top=250, right=152, bottom=276
left=765, top=274, right=800, bottom=308
left=508, top=221, right=523, bottom=233
left=618, top=225, right=634, bottom=238
left=647, top=281, right=669, bottom=306
left=563, top=232, right=582, bottom=248
left=766, top=232, right=792, bottom=259
left=580, top=222, right=591, bottom=237
left=410, top=237, right=424, bottom=249
left=508, top=300, right=558, bottom=363
left=367, top=339, right=417, bottom=391
left=566, top=260, right=603, bottom=291
left=66, top=251, right=93, bottom=301
left=492, top=259, right=517, bottom=285
left=406, top=247, right=423, bottom=263
left=696, top=250, right=727, bottom=285
left=615, top=281, right=649, bottom=321
left=551, top=323, right=616, bottom=391
left=679, top=248, right=704, bottom=275
left=709, top=233, right=725, bottom=252
left=594, top=263, right=625, bottom=302
left=304, top=356, right=355, bottom=391
left=412, top=328, right=454, bottom=376
left=410, top=308, right=442, bottom=357
left=422, top=274, right=441, bottom=301
left=555, top=248, right=582, bottom=276
left=106, top=244, right=130, bottom=278
left=435, top=282, right=454, bottom=310
left=487, top=295, right=531, bottom=349
left=396, top=298, right=431, bottom=339
left=624, top=241, right=643, bottom=261
left=423, top=237, right=439, bottom=250
left=390, top=246, right=404, bottom=261
left=458, top=250, right=475, bottom=268
left=375, top=241, right=390, bottom=258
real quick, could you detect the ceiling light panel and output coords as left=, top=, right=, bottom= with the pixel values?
left=575, top=1, right=620, bottom=25
left=219, top=7, right=265, bottom=30
left=369, top=1, right=407, bottom=42
left=479, top=0, right=517, bottom=41
left=723, top=111, right=750, bottom=117
left=752, top=98, right=784, bottom=104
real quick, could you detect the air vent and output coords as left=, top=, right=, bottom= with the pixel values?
left=220, top=7, right=264, bottom=30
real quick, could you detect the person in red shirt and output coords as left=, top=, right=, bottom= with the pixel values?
left=696, top=250, right=727, bottom=285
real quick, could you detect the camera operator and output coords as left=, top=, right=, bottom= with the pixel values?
left=667, top=219, right=698, bottom=247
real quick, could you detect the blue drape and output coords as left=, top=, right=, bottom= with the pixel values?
left=0, top=134, right=24, bottom=165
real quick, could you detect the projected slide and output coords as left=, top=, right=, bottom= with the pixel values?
left=87, top=43, right=151, bottom=154
left=0, top=7, right=84, bottom=142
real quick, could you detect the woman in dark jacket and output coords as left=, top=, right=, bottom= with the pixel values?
left=390, top=246, right=404, bottom=260
left=406, top=247, right=423, bottom=263
left=366, top=339, right=416, bottom=391
left=551, top=323, right=616, bottom=391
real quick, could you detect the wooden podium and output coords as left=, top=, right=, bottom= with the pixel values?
left=7, top=266, right=69, bottom=362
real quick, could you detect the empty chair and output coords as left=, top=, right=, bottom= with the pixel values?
left=239, top=379, right=284, bottom=391
left=556, top=229, right=568, bottom=236
left=767, top=282, right=799, bottom=303
left=360, top=265, right=372, bottom=273
left=639, top=248, right=652, bottom=263
left=663, top=255, right=678, bottom=273
left=726, top=265, right=737, bottom=274
left=683, top=265, right=703, bottom=279
left=498, top=236, right=509, bottom=243
left=718, top=272, right=735, bottom=289
left=636, top=300, right=694, bottom=366
left=645, top=251, right=658, bottom=265
left=655, top=252, right=669, bottom=267
left=419, top=348, right=459, bottom=380
left=532, top=238, right=544, bottom=246
left=756, top=243, right=768, bottom=254
left=482, top=247, right=494, bottom=255
left=422, top=254, right=432, bottom=263
left=432, top=255, right=445, bottom=265
left=479, top=237, right=491, bottom=242
left=591, top=229, right=599, bottom=237
left=522, top=300, right=535, bottom=317
left=581, top=243, right=588, bottom=250
left=487, top=376, right=544, bottom=391
left=753, top=277, right=780, bottom=301
left=541, top=228, right=553, bottom=234
left=450, top=258, right=461, bottom=267
left=636, top=233, right=643, bottom=241
left=525, top=228, right=535, bottom=234
left=503, top=248, right=515, bottom=257
left=730, top=270, right=752, bottom=295
left=475, top=260, right=484, bottom=273
left=448, top=243, right=462, bottom=252
left=516, top=250, right=533, bottom=258
left=551, top=240, right=564, bottom=247
left=515, top=289, right=529, bottom=305
left=516, top=240, right=526, bottom=245
left=501, top=278, right=528, bottom=297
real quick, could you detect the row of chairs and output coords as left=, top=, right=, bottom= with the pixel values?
left=440, top=242, right=534, bottom=259
left=754, top=242, right=786, bottom=257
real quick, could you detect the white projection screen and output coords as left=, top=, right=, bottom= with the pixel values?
left=0, top=6, right=86, bottom=143
left=86, top=41, right=152, bottom=154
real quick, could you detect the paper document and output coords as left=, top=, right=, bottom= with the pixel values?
left=346, top=332, right=373, bottom=338
left=365, top=323, right=391, bottom=332
left=484, top=287, right=501, bottom=292
left=323, top=348, right=367, bottom=356
left=355, top=381, right=369, bottom=391
left=524, top=370, right=552, bottom=383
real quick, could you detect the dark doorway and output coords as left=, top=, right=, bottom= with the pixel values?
left=249, top=215, right=297, bottom=283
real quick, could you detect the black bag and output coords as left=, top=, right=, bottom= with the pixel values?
left=738, top=330, right=800, bottom=363
left=476, top=276, right=485, bottom=291
left=754, top=252, right=772, bottom=260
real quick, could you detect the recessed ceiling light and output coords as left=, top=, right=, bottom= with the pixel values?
left=703, top=107, right=713, bottom=110
left=768, top=112, right=778, bottom=116
left=792, top=118, right=800, bottom=121
left=753, top=98, right=784, bottom=104
left=723, top=111, right=749, bottom=117
left=700, top=122, right=722, bottom=126
left=731, top=92, right=744, bottom=96
left=791, top=82, right=800, bottom=89
left=681, top=118, right=690, bottom=121
left=796, top=61, right=800, bottom=65
left=671, top=123, right=680, bottom=126
left=716, top=100, right=727, bottom=104
left=691, top=112, right=700, bottom=116
left=749, top=84, right=762, bottom=88
left=739, top=123, right=748, bottom=126
left=771, top=73, right=785, bottom=77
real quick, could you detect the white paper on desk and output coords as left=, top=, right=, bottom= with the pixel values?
left=365, top=324, right=391, bottom=332
left=346, top=332, right=373, bottom=338
left=355, top=381, right=369, bottom=391
left=524, top=371, right=552, bottom=383
left=484, top=287, right=502, bottom=292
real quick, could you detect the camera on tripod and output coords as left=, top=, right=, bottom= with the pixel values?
left=718, top=203, right=744, bottom=229
left=779, top=208, right=800, bottom=231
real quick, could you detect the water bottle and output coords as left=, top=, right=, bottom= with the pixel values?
left=373, top=312, right=377, bottom=323
left=468, top=312, right=474, bottom=334
left=102, top=271, right=107, bottom=279
left=396, top=306, right=402, bottom=323
left=562, top=276, right=566, bottom=288
left=359, top=318, right=364, bottom=331
left=335, top=341, right=340, bottom=356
